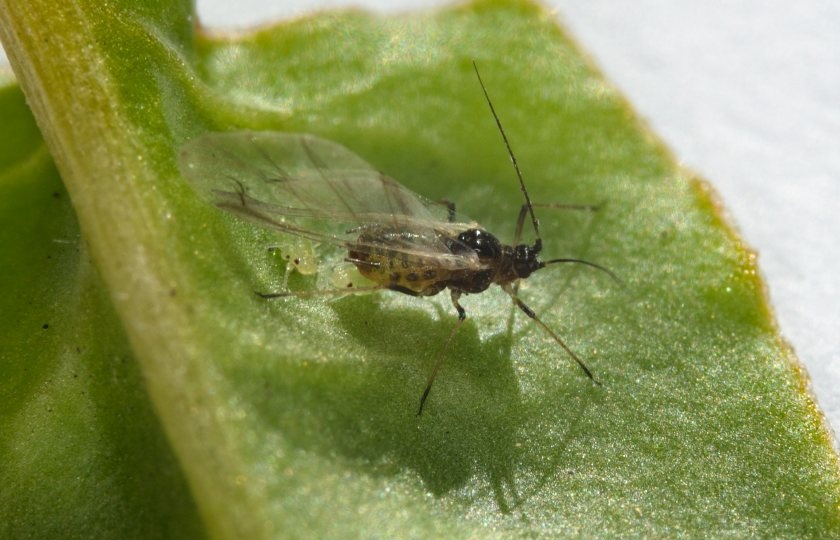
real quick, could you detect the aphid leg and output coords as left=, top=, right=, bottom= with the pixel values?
left=264, top=247, right=296, bottom=289
left=265, top=247, right=294, bottom=289
left=445, top=201, right=456, bottom=223
left=512, top=204, right=530, bottom=247
left=434, top=199, right=457, bottom=223
left=282, top=262, right=291, bottom=290
left=417, top=289, right=466, bottom=416
left=538, top=201, right=604, bottom=212
left=256, top=285, right=385, bottom=299
left=500, top=284, right=601, bottom=386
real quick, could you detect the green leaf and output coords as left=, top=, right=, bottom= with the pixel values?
left=1, top=0, right=838, bottom=538
left=0, top=83, right=205, bottom=539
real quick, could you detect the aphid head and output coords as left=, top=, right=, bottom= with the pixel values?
left=513, top=244, right=541, bottom=278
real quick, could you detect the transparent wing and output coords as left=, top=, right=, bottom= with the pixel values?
left=178, top=131, right=485, bottom=271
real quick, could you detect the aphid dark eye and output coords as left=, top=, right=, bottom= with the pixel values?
left=456, top=229, right=502, bottom=260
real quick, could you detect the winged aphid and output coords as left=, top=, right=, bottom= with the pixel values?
left=179, top=62, right=619, bottom=415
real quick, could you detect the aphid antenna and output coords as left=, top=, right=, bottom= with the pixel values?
left=472, top=60, right=543, bottom=252
left=542, top=258, right=624, bottom=285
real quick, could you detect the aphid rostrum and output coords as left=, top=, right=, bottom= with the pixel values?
left=179, top=63, right=618, bottom=415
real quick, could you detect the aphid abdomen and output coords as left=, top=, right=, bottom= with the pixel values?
left=349, top=247, right=447, bottom=296
left=347, top=228, right=448, bottom=296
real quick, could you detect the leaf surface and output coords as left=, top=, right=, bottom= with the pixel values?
left=1, top=0, right=838, bottom=537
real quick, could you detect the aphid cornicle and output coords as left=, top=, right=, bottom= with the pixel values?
left=179, top=62, right=618, bottom=415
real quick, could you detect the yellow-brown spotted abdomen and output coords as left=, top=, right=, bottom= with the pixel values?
left=350, top=247, right=450, bottom=296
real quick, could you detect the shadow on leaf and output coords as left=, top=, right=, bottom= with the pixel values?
left=228, top=291, right=599, bottom=513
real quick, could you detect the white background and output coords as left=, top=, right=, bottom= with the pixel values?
left=3, top=1, right=837, bottom=443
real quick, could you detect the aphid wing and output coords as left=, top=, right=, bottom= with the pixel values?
left=179, top=130, right=486, bottom=269
left=180, top=131, right=437, bottom=224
